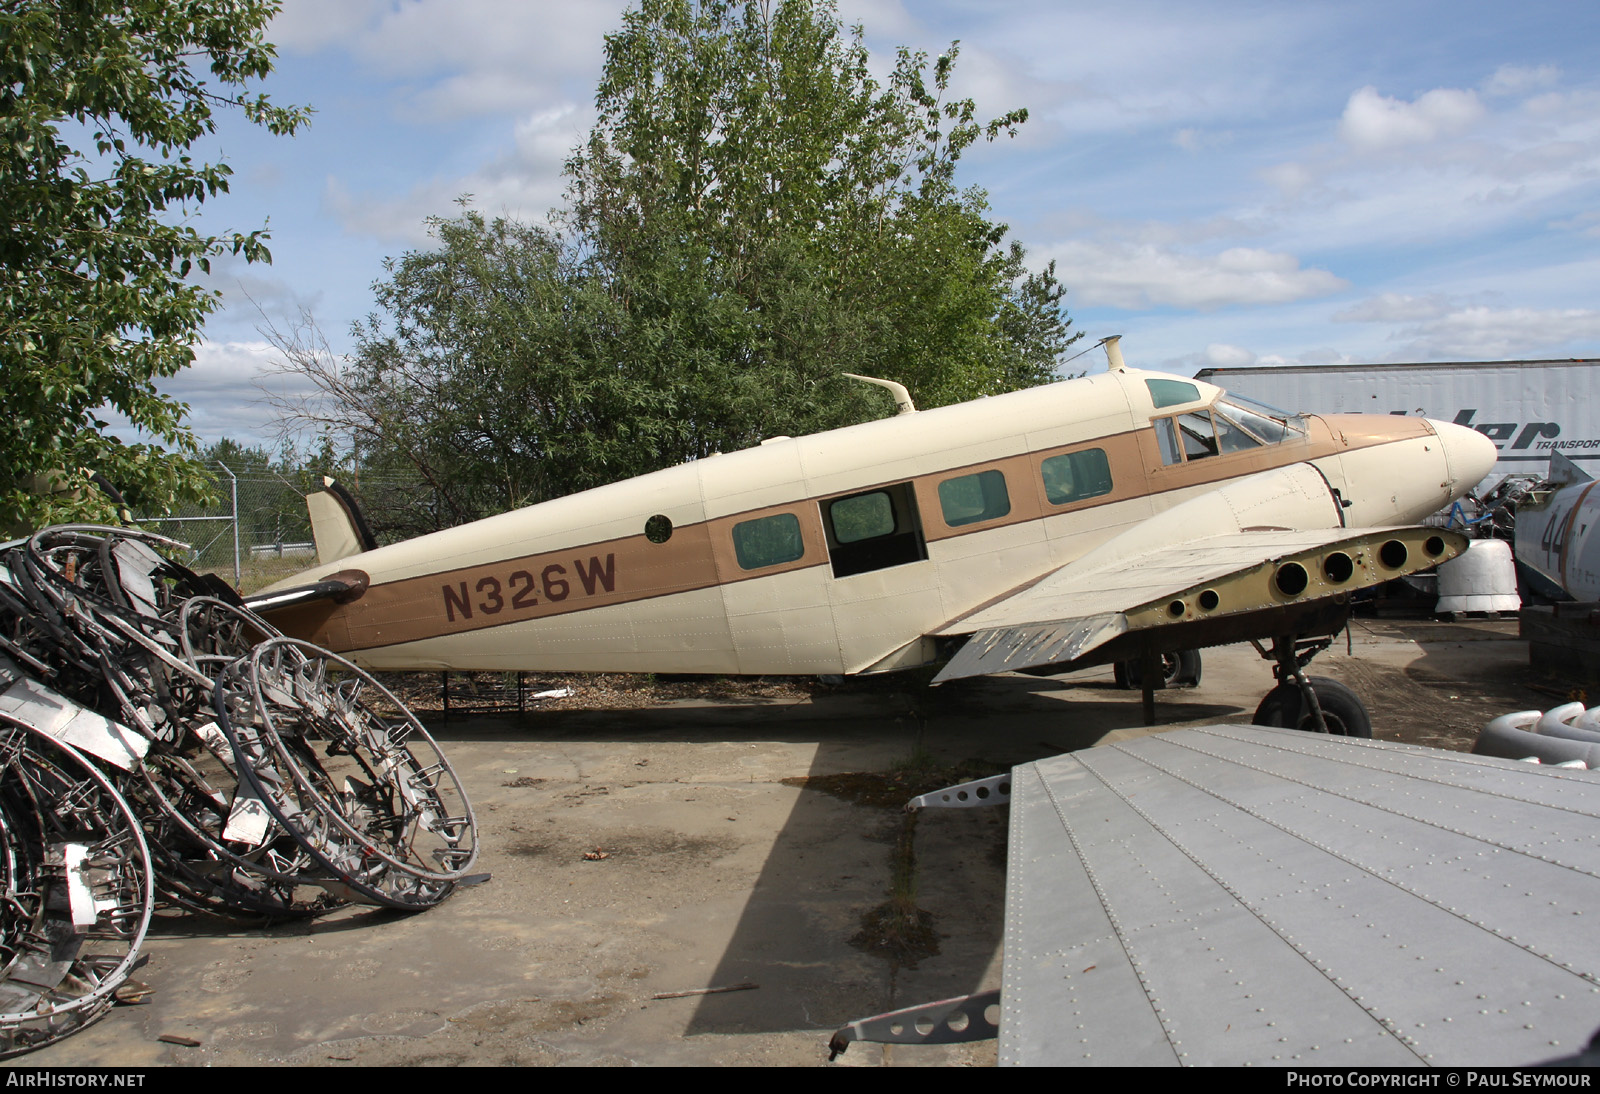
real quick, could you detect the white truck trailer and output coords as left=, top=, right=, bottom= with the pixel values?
left=1194, top=358, right=1600, bottom=490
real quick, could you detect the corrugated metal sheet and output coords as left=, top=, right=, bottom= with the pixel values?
left=1197, top=360, right=1600, bottom=477
left=1002, top=725, right=1600, bottom=1066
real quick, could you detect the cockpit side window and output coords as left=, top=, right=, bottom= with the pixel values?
left=1155, top=408, right=1261, bottom=465
left=1177, top=411, right=1219, bottom=461
left=1212, top=409, right=1258, bottom=454
left=1155, top=395, right=1306, bottom=466
left=1155, top=418, right=1182, bottom=465
left=1146, top=378, right=1201, bottom=408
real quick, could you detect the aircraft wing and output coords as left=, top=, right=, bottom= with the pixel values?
left=1002, top=725, right=1600, bottom=1065
left=932, top=464, right=1465, bottom=682
left=832, top=724, right=1600, bottom=1065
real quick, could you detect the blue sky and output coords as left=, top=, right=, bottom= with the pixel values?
left=162, top=0, right=1600, bottom=448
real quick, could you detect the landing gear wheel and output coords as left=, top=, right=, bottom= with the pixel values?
left=1251, top=677, right=1372, bottom=737
left=1114, top=649, right=1202, bottom=690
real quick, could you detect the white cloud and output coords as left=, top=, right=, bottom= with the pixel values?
left=267, top=0, right=388, bottom=52
left=324, top=103, right=590, bottom=244
left=1160, top=344, right=1359, bottom=375
left=1334, top=293, right=1455, bottom=323
left=191, top=252, right=322, bottom=323
left=102, top=341, right=312, bottom=448
left=1388, top=306, right=1600, bottom=359
left=1292, top=348, right=1358, bottom=366
left=1046, top=240, right=1346, bottom=311
left=1260, top=161, right=1315, bottom=201
left=1175, top=128, right=1233, bottom=152
left=1550, top=210, right=1600, bottom=239
left=837, top=0, right=919, bottom=38
left=1338, top=85, right=1486, bottom=152
left=1484, top=64, right=1561, bottom=97
left=274, top=0, right=624, bottom=120
left=1251, top=76, right=1600, bottom=255
left=1204, top=343, right=1256, bottom=367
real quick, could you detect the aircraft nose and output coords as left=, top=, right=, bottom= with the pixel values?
left=1430, top=419, right=1499, bottom=492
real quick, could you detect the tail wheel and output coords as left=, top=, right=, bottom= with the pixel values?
left=1251, top=677, right=1372, bottom=737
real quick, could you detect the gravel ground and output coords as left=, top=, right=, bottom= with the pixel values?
left=11, top=614, right=1559, bottom=1068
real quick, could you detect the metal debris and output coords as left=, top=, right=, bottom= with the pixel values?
left=0, top=525, right=479, bottom=1056
left=0, top=717, right=153, bottom=1058
left=1475, top=702, right=1600, bottom=766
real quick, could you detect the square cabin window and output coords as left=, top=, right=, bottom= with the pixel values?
left=828, top=491, right=896, bottom=543
left=1041, top=448, right=1114, bottom=505
left=732, top=513, right=804, bottom=570
left=938, top=469, right=1010, bottom=527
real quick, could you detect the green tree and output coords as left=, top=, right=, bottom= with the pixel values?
left=274, top=0, right=1077, bottom=532
left=567, top=0, right=1079, bottom=456
left=0, top=0, right=309, bottom=531
left=267, top=212, right=658, bottom=538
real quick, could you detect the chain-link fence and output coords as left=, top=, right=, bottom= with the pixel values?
left=133, top=461, right=318, bottom=593
left=132, top=463, right=437, bottom=593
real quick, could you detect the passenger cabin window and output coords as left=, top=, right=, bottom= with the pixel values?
left=938, top=470, right=1010, bottom=527
left=831, top=491, right=896, bottom=542
left=732, top=513, right=804, bottom=570
left=824, top=483, right=928, bottom=578
left=1041, top=449, right=1114, bottom=506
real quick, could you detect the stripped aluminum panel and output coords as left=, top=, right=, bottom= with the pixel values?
left=934, top=612, right=1126, bottom=683
left=1002, top=724, right=1600, bottom=1067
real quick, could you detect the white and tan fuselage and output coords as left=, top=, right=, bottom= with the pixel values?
left=257, top=367, right=1495, bottom=675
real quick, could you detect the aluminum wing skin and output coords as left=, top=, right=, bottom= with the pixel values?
left=1001, top=725, right=1600, bottom=1066
left=932, top=463, right=1465, bottom=682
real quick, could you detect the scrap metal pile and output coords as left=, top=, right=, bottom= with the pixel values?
left=0, top=526, right=478, bottom=1057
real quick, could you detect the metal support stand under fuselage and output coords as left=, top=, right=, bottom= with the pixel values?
left=1140, top=647, right=1159, bottom=726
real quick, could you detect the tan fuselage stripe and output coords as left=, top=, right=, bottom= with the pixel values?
left=264, top=414, right=1425, bottom=653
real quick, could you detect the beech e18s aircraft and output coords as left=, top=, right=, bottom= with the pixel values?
left=248, top=338, right=1498, bottom=730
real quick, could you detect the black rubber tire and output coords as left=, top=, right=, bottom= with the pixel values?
left=1115, top=649, right=1202, bottom=690
left=1251, top=677, right=1372, bottom=737
left=1175, top=648, right=1202, bottom=688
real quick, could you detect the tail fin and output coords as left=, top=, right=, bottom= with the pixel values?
left=1548, top=450, right=1593, bottom=487
left=307, top=478, right=378, bottom=565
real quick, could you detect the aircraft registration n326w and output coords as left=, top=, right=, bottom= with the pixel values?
left=250, top=338, right=1497, bottom=729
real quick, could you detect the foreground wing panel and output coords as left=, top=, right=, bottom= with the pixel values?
left=1002, top=726, right=1600, bottom=1066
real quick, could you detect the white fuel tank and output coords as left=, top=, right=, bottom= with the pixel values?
left=1435, top=539, right=1520, bottom=615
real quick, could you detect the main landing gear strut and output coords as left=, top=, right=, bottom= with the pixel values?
left=1247, top=634, right=1372, bottom=737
